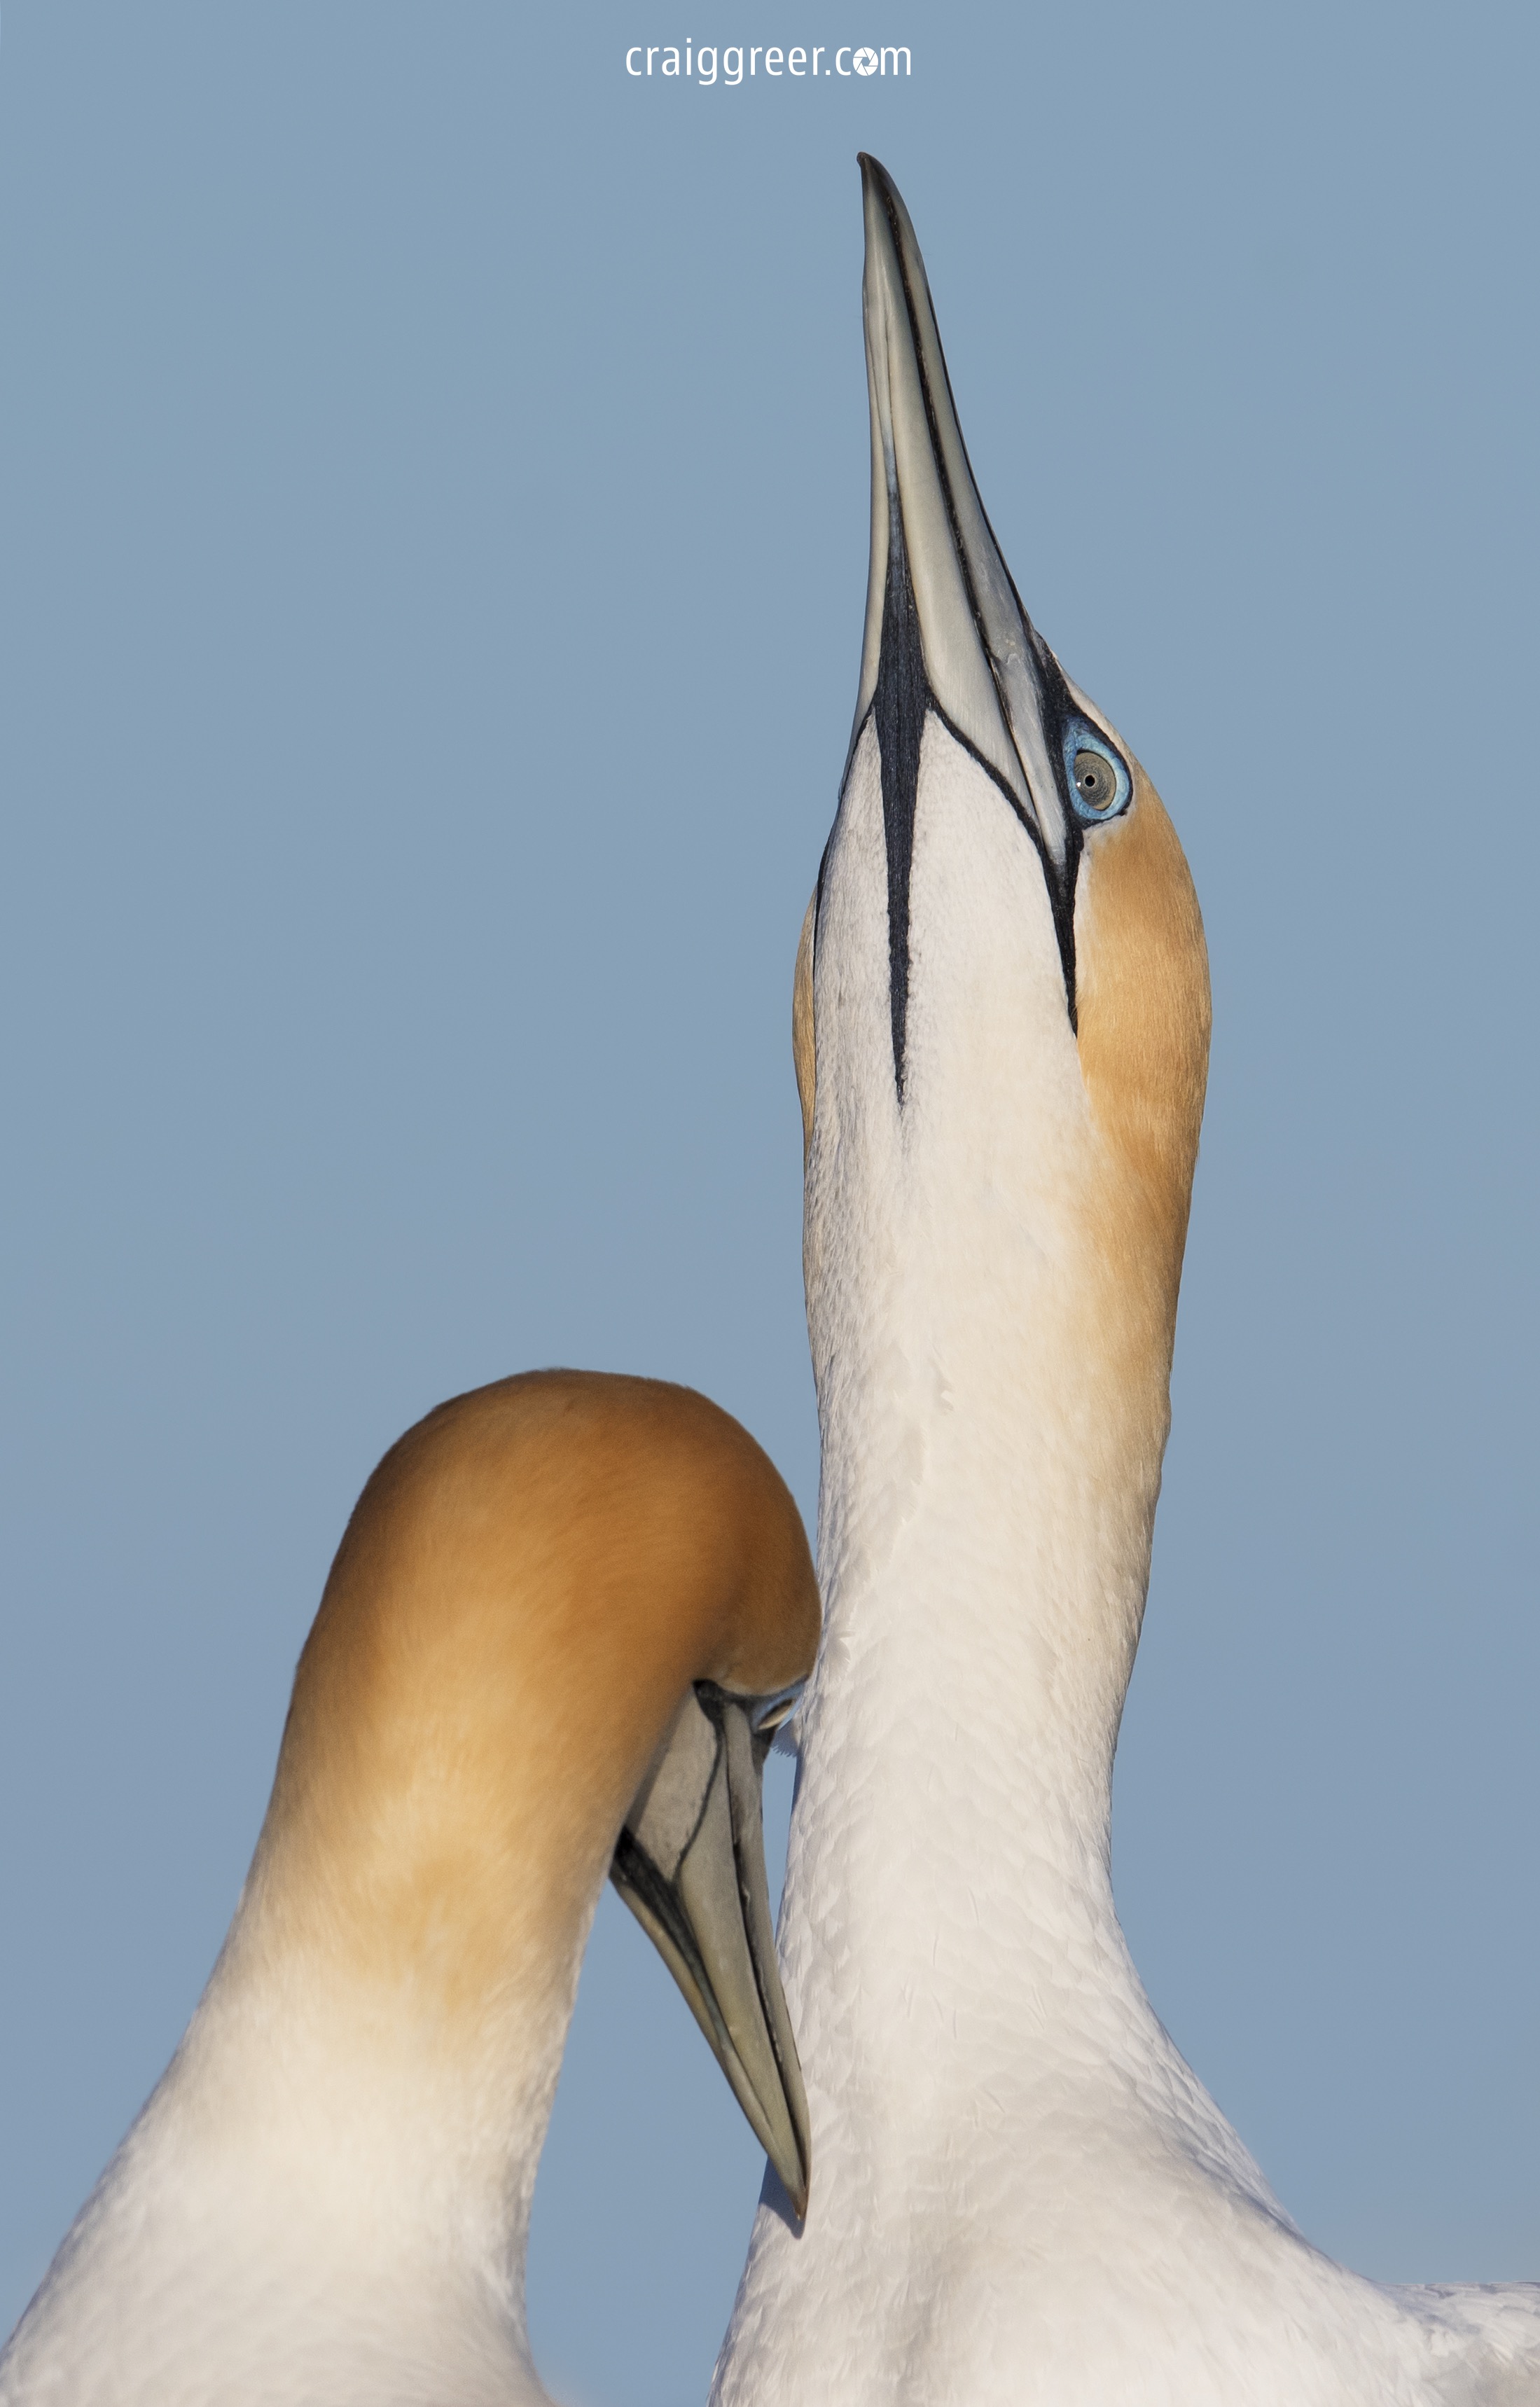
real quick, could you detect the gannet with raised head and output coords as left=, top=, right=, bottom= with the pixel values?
left=1, top=1371, right=817, bottom=2406
left=713, top=159, right=1540, bottom=2406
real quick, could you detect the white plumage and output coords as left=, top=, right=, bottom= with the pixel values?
left=712, top=160, right=1540, bottom=2407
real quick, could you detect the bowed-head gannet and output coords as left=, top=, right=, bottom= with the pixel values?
left=713, top=158, right=1540, bottom=2407
left=1, top=1370, right=817, bottom=2406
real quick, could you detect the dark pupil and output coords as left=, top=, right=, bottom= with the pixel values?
left=1074, top=751, right=1114, bottom=810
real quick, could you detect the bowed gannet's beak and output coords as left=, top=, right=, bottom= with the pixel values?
left=853, top=153, right=1102, bottom=1062
left=610, top=1682, right=811, bottom=2219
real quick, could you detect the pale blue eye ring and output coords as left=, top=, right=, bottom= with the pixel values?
left=1063, top=721, right=1131, bottom=824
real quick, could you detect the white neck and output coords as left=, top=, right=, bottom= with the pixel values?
left=789, top=1205, right=1159, bottom=2123
left=776, top=727, right=1221, bottom=2172
left=1, top=1868, right=585, bottom=2405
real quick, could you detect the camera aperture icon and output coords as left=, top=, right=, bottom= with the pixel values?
left=852, top=46, right=878, bottom=74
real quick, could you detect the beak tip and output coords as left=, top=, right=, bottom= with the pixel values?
left=771, top=2151, right=810, bottom=2225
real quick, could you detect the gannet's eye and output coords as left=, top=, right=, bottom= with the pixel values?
left=1064, top=722, right=1131, bottom=824
left=1073, top=753, right=1117, bottom=812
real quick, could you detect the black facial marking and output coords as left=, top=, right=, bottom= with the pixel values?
left=840, top=560, right=1086, bottom=1098
left=831, top=166, right=1097, bottom=1104
left=870, top=492, right=927, bottom=1100
left=1023, top=634, right=1085, bottom=1024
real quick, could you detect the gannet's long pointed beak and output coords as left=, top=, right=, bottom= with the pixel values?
left=852, top=155, right=1096, bottom=1067
left=610, top=1683, right=811, bottom=2219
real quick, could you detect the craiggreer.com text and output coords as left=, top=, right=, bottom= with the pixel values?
left=625, top=43, right=913, bottom=83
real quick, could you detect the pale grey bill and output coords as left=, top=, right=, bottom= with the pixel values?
left=854, top=151, right=1068, bottom=864
left=610, top=1679, right=812, bottom=2218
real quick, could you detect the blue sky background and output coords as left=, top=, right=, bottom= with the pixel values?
left=1, top=5, right=1537, bottom=2401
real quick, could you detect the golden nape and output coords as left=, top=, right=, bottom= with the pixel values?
left=0, top=1371, right=817, bottom=2407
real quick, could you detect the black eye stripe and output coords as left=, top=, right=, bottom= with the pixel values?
left=870, top=490, right=927, bottom=1105
left=835, top=519, right=1090, bottom=1095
